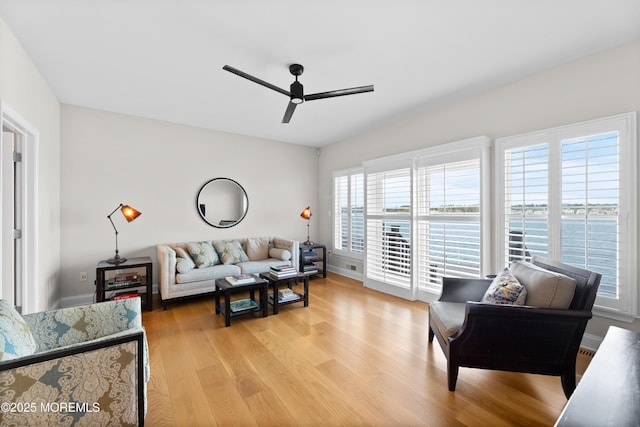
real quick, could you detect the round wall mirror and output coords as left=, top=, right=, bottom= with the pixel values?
left=196, top=178, right=248, bottom=228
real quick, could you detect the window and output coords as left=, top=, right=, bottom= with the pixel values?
left=359, top=136, right=490, bottom=301
left=333, top=170, right=364, bottom=257
left=417, top=157, right=484, bottom=295
left=496, top=113, right=637, bottom=318
left=365, top=167, right=413, bottom=290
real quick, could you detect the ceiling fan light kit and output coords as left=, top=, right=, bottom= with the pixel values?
left=223, top=63, right=374, bottom=123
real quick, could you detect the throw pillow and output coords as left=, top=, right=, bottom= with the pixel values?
left=186, top=241, right=219, bottom=268
left=213, top=240, right=250, bottom=265
left=174, top=246, right=196, bottom=271
left=481, top=268, right=527, bottom=305
left=510, top=261, right=577, bottom=309
left=269, top=248, right=292, bottom=261
left=176, top=258, right=194, bottom=274
left=246, top=237, right=270, bottom=261
left=0, top=299, right=36, bottom=361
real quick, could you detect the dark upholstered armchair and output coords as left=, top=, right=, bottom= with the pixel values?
left=428, top=257, right=601, bottom=398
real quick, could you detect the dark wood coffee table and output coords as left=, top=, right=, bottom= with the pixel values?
left=259, top=272, right=309, bottom=314
left=215, top=276, right=269, bottom=327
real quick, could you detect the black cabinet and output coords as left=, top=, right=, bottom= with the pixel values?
left=96, top=257, right=153, bottom=311
left=299, top=244, right=326, bottom=278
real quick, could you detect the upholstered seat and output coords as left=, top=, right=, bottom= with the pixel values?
left=0, top=298, right=149, bottom=426
left=428, top=256, right=601, bottom=398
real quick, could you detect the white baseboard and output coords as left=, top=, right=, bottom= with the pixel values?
left=58, top=284, right=159, bottom=308
left=327, top=265, right=363, bottom=282
left=580, top=332, right=603, bottom=352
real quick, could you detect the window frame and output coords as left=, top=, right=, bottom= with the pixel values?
left=495, top=112, right=637, bottom=320
left=332, top=168, right=365, bottom=260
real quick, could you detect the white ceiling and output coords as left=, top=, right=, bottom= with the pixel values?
left=1, top=1, right=639, bottom=147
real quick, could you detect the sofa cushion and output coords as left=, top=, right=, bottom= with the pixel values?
left=269, top=248, right=292, bottom=261
left=246, top=237, right=270, bottom=261
left=429, top=301, right=467, bottom=338
left=176, top=264, right=241, bottom=284
left=213, top=240, right=250, bottom=265
left=0, top=299, right=36, bottom=361
left=481, top=268, right=527, bottom=305
left=186, top=241, right=219, bottom=268
left=511, top=261, right=577, bottom=308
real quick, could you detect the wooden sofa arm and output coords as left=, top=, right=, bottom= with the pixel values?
left=0, top=331, right=146, bottom=426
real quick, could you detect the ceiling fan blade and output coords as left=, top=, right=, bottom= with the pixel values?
left=282, top=101, right=297, bottom=123
left=222, top=65, right=290, bottom=97
left=305, top=85, right=374, bottom=101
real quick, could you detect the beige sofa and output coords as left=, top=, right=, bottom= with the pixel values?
left=157, top=236, right=299, bottom=309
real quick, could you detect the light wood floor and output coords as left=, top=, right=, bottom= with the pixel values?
left=143, top=272, right=592, bottom=427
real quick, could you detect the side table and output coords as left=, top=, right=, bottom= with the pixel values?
left=96, top=256, right=153, bottom=311
left=259, top=273, right=309, bottom=314
left=299, top=244, right=327, bottom=278
left=214, top=276, right=269, bottom=327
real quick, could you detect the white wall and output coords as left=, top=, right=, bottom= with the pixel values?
left=318, top=40, right=640, bottom=338
left=60, top=105, right=318, bottom=303
left=0, top=16, right=61, bottom=311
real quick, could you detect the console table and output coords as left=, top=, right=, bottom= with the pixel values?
left=555, top=326, right=640, bottom=426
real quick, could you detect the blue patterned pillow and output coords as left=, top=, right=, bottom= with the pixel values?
left=481, top=268, right=527, bottom=305
left=0, top=300, right=36, bottom=361
left=187, top=241, right=219, bottom=268
left=213, top=240, right=250, bottom=265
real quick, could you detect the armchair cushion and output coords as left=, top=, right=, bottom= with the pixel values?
left=0, top=300, right=36, bottom=361
left=429, top=301, right=467, bottom=338
left=481, top=268, right=527, bottom=305
left=511, top=261, right=576, bottom=308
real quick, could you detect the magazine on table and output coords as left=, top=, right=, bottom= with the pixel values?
left=225, top=274, right=256, bottom=285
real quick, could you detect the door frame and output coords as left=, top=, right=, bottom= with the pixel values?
left=1, top=100, right=38, bottom=313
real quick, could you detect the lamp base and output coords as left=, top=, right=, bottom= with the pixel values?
left=106, top=256, right=127, bottom=265
left=303, top=240, right=315, bottom=246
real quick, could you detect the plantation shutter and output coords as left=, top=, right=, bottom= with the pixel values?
left=365, top=166, right=412, bottom=290
left=502, top=142, right=550, bottom=266
left=350, top=173, right=365, bottom=253
left=334, top=175, right=349, bottom=251
left=560, top=131, right=619, bottom=298
left=417, top=156, right=483, bottom=294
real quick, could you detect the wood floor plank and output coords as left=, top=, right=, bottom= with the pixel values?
left=143, top=272, right=592, bottom=426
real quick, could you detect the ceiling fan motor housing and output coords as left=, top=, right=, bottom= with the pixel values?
left=290, top=81, right=304, bottom=104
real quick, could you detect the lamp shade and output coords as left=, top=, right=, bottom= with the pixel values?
left=121, top=205, right=142, bottom=222
left=300, top=206, right=311, bottom=220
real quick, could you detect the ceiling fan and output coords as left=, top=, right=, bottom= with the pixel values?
left=222, top=63, right=374, bottom=123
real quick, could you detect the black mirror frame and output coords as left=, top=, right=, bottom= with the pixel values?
left=196, top=177, right=248, bottom=228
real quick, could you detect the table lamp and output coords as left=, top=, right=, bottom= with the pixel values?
left=107, top=203, right=141, bottom=264
left=300, top=206, right=314, bottom=246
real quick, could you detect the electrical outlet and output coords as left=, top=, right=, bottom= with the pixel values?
left=80, top=272, right=88, bottom=281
